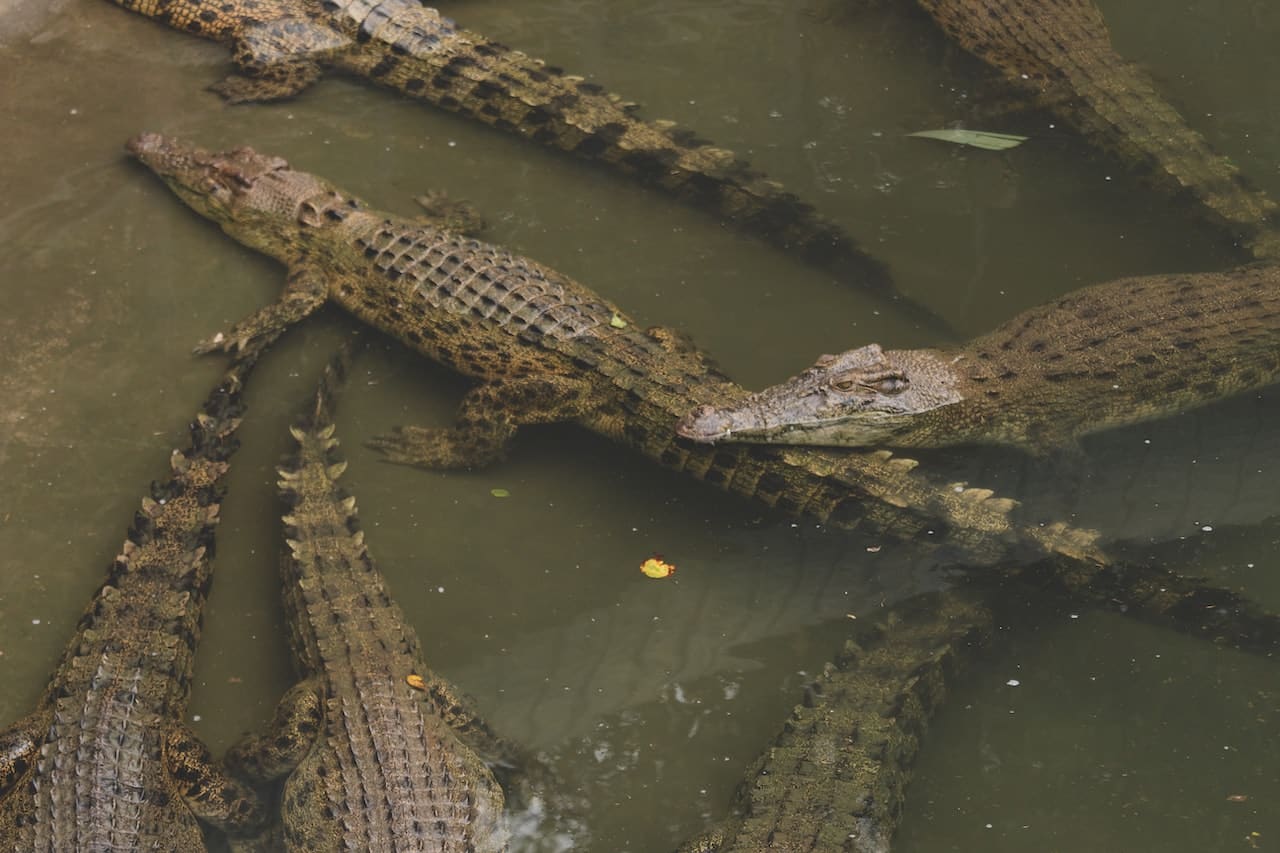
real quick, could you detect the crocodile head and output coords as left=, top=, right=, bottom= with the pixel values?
left=127, top=133, right=335, bottom=257
left=675, top=344, right=964, bottom=446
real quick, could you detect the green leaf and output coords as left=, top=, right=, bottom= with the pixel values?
left=490, top=488, right=511, bottom=498
left=906, top=129, right=1028, bottom=151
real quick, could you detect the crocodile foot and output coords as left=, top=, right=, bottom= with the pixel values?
left=367, top=424, right=509, bottom=470
left=415, top=191, right=486, bottom=236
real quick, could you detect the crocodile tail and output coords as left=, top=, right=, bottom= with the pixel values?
left=342, top=9, right=927, bottom=312
left=425, top=32, right=896, bottom=288
left=298, top=342, right=356, bottom=437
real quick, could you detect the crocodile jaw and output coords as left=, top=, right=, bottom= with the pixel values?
left=677, top=403, right=911, bottom=446
left=676, top=345, right=963, bottom=447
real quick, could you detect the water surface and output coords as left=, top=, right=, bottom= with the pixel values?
left=1, top=0, right=1278, bottom=849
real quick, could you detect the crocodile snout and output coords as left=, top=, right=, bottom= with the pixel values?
left=675, top=405, right=735, bottom=443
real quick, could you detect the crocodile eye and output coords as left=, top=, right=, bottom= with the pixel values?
left=872, top=375, right=910, bottom=395
left=831, top=377, right=858, bottom=392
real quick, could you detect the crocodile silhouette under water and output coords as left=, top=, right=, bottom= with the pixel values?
left=0, top=353, right=269, bottom=851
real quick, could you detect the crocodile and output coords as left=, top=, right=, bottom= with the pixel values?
left=675, top=263, right=1280, bottom=452
left=125, top=131, right=1103, bottom=568
left=125, top=133, right=1280, bottom=853
left=104, top=0, right=945, bottom=325
left=0, top=352, right=268, bottom=850
left=677, top=547, right=1280, bottom=853
left=222, top=352, right=507, bottom=851
left=912, top=0, right=1280, bottom=259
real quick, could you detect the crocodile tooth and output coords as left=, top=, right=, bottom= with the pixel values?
left=327, top=461, right=349, bottom=479
left=289, top=426, right=308, bottom=442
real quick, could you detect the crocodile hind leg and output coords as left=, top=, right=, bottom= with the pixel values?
left=0, top=713, right=45, bottom=799
left=195, top=263, right=331, bottom=355
left=163, top=724, right=267, bottom=837
left=414, top=191, right=487, bottom=236
left=210, top=18, right=349, bottom=103
left=368, top=375, right=599, bottom=469
left=225, top=680, right=325, bottom=784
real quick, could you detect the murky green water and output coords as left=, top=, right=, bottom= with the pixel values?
left=1, top=0, right=1279, bottom=849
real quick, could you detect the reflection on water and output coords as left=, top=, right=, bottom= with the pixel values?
left=1, top=0, right=1278, bottom=849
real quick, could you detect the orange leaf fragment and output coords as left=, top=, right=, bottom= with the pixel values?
left=406, top=673, right=427, bottom=691
left=640, top=555, right=676, bottom=579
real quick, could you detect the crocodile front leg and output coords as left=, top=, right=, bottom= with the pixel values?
left=368, top=374, right=599, bottom=468
left=195, top=263, right=331, bottom=355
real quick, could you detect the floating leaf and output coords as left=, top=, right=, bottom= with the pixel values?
left=906, top=129, right=1028, bottom=151
left=610, top=313, right=628, bottom=329
left=406, top=673, right=427, bottom=691
left=640, top=555, right=676, bottom=579
left=490, top=488, right=511, bottom=498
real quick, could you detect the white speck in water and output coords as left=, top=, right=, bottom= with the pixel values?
left=436, top=586, right=445, bottom=593
left=192, top=715, right=202, bottom=722
left=1006, top=679, right=1020, bottom=687
left=1201, top=525, right=1214, bottom=532
left=1144, top=439, right=1152, bottom=444
left=31, top=619, right=40, bottom=625
left=448, top=140, right=457, bottom=147
left=986, top=822, right=994, bottom=828
left=69, top=108, right=79, bottom=116
left=1070, top=613, right=1080, bottom=619
left=1247, top=563, right=1256, bottom=569
left=1104, top=175, right=1112, bottom=181
left=768, top=109, right=783, bottom=119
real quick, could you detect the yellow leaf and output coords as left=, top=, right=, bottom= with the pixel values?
left=640, top=555, right=676, bottom=579
left=610, top=313, right=628, bottom=329
left=490, top=488, right=510, bottom=498
left=406, top=674, right=427, bottom=691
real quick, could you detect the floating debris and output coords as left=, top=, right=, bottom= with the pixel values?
left=490, top=488, right=511, bottom=498
left=640, top=555, right=676, bottom=579
left=907, top=129, right=1028, bottom=151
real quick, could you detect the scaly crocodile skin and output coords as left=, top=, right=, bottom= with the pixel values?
left=0, top=353, right=268, bottom=851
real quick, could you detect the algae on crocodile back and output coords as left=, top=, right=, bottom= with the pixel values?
left=675, top=264, right=1280, bottom=453
left=103, top=0, right=953, bottom=328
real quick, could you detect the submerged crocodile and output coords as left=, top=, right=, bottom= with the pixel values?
left=0, top=353, right=267, bottom=850
left=223, top=353, right=507, bottom=851
left=676, top=263, right=1280, bottom=452
left=126, top=131, right=1101, bottom=567
left=912, top=0, right=1280, bottom=258
left=678, top=546, right=1280, bottom=853
left=105, top=0, right=942, bottom=323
